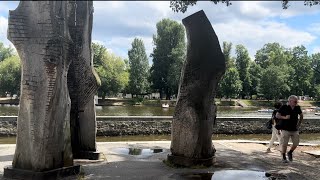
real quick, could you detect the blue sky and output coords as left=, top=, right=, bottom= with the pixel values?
left=0, top=1, right=319, bottom=62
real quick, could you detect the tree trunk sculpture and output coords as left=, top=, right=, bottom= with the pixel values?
left=67, top=1, right=101, bottom=160
left=168, top=10, right=226, bottom=167
left=5, top=1, right=75, bottom=174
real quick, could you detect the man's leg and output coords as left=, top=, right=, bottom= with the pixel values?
left=280, top=130, right=290, bottom=163
left=267, top=125, right=277, bottom=152
left=287, top=131, right=299, bottom=161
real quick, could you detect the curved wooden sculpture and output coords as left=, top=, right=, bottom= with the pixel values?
left=67, top=1, right=101, bottom=160
left=168, top=10, right=226, bottom=167
left=4, top=1, right=79, bottom=179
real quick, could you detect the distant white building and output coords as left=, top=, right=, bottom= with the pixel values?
left=151, top=93, right=160, bottom=99
left=125, top=94, right=132, bottom=99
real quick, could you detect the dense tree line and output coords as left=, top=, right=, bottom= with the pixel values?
left=1, top=18, right=320, bottom=101
left=218, top=42, right=320, bottom=100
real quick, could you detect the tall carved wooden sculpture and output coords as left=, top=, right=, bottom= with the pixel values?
left=168, top=10, right=226, bottom=167
left=4, top=1, right=79, bottom=179
left=67, top=1, right=101, bottom=160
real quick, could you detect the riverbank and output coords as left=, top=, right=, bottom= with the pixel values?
left=1, top=116, right=320, bottom=137
left=1, top=141, right=320, bottom=179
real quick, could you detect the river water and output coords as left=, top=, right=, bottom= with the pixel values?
left=1, top=104, right=319, bottom=144
left=1, top=104, right=319, bottom=118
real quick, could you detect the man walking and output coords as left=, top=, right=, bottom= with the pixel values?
left=276, top=95, right=303, bottom=163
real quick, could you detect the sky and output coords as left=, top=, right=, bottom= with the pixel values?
left=0, top=1, right=320, bottom=63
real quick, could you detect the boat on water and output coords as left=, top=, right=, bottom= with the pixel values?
left=162, top=103, right=169, bottom=108
left=257, top=109, right=273, bottom=113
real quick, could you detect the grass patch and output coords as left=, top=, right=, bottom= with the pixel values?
left=216, top=100, right=237, bottom=106
left=241, top=100, right=275, bottom=107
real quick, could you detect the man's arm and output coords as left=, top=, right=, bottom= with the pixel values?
left=276, top=112, right=290, bottom=120
left=298, top=113, right=303, bottom=127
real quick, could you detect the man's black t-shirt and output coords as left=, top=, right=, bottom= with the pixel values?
left=278, top=105, right=302, bottom=131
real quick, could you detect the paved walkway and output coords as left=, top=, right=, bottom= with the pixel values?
left=0, top=140, right=319, bottom=180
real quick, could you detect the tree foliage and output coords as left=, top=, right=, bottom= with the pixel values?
left=255, top=43, right=290, bottom=69
left=235, top=44, right=251, bottom=98
left=287, top=45, right=313, bottom=96
left=150, top=18, right=186, bottom=99
left=169, top=0, right=319, bottom=13
left=219, top=67, right=242, bottom=98
left=92, top=42, right=107, bottom=67
left=0, top=55, right=21, bottom=96
left=128, top=38, right=150, bottom=95
left=223, top=41, right=234, bottom=68
left=248, top=61, right=262, bottom=97
left=93, top=46, right=129, bottom=99
left=311, top=53, right=320, bottom=90
left=0, top=42, right=14, bottom=62
left=259, top=65, right=290, bottom=100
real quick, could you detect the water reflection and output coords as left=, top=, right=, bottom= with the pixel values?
left=212, top=170, right=268, bottom=180
left=171, top=170, right=272, bottom=180
left=113, top=148, right=164, bottom=156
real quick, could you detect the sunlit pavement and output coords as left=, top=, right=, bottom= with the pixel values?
left=0, top=141, right=319, bottom=179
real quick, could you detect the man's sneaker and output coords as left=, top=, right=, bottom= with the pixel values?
left=287, top=152, right=293, bottom=161
left=282, top=159, right=289, bottom=163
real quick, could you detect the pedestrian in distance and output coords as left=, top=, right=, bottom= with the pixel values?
left=266, top=101, right=283, bottom=153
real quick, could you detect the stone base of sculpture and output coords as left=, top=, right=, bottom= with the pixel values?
left=3, top=165, right=81, bottom=180
left=167, top=154, right=215, bottom=167
left=74, top=151, right=101, bottom=160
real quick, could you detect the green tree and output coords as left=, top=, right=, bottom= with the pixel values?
left=94, top=51, right=129, bottom=99
left=259, top=65, right=290, bottom=100
left=248, top=61, right=262, bottom=97
left=217, top=41, right=235, bottom=97
left=219, top=67, right=242, bottom=98
left=169, top=0, right=319, bottom=13
left=311, top=53, right=320, bottom=97
left=92, top=42, right=107, bottom=67
left=314, top=84, right=320, bottom=100
left=222, top=41, right=235, bottom=68
left=128, top=38, right=150, bottom=95
left=287, top=45, right=313, bottom=96
left=235, top=44, right=251, bottom=99
left=0, top=55, right=21, bottom=96
left=150, top=18, right=186, bottom=99
left=254, top=42, right=290, bottom=69
left=0, top=42, right=14, bottom=62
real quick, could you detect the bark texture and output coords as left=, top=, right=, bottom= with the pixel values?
left=8, top=1, right=73, bottom=171
left=169, top=10, right=226, bottom=167
left=67, top=1, right=100, bottom=157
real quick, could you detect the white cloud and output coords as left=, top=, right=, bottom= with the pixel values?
left=94, top=36, right=153, bottom=61
left=308, top=23, right=320, bottom=35
left=312, top=46, right=320, bottom=54
left=0, top=16, right=12, bottom=47
left=214, top=20, right=316, bottom=59
left=0, top=1, right=319, bottom=63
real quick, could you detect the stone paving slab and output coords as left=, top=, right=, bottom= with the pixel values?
left=302, top=150, right=320, bottom=157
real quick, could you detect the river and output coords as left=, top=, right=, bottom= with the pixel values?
left=1, top=104, right=319, bottom=117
